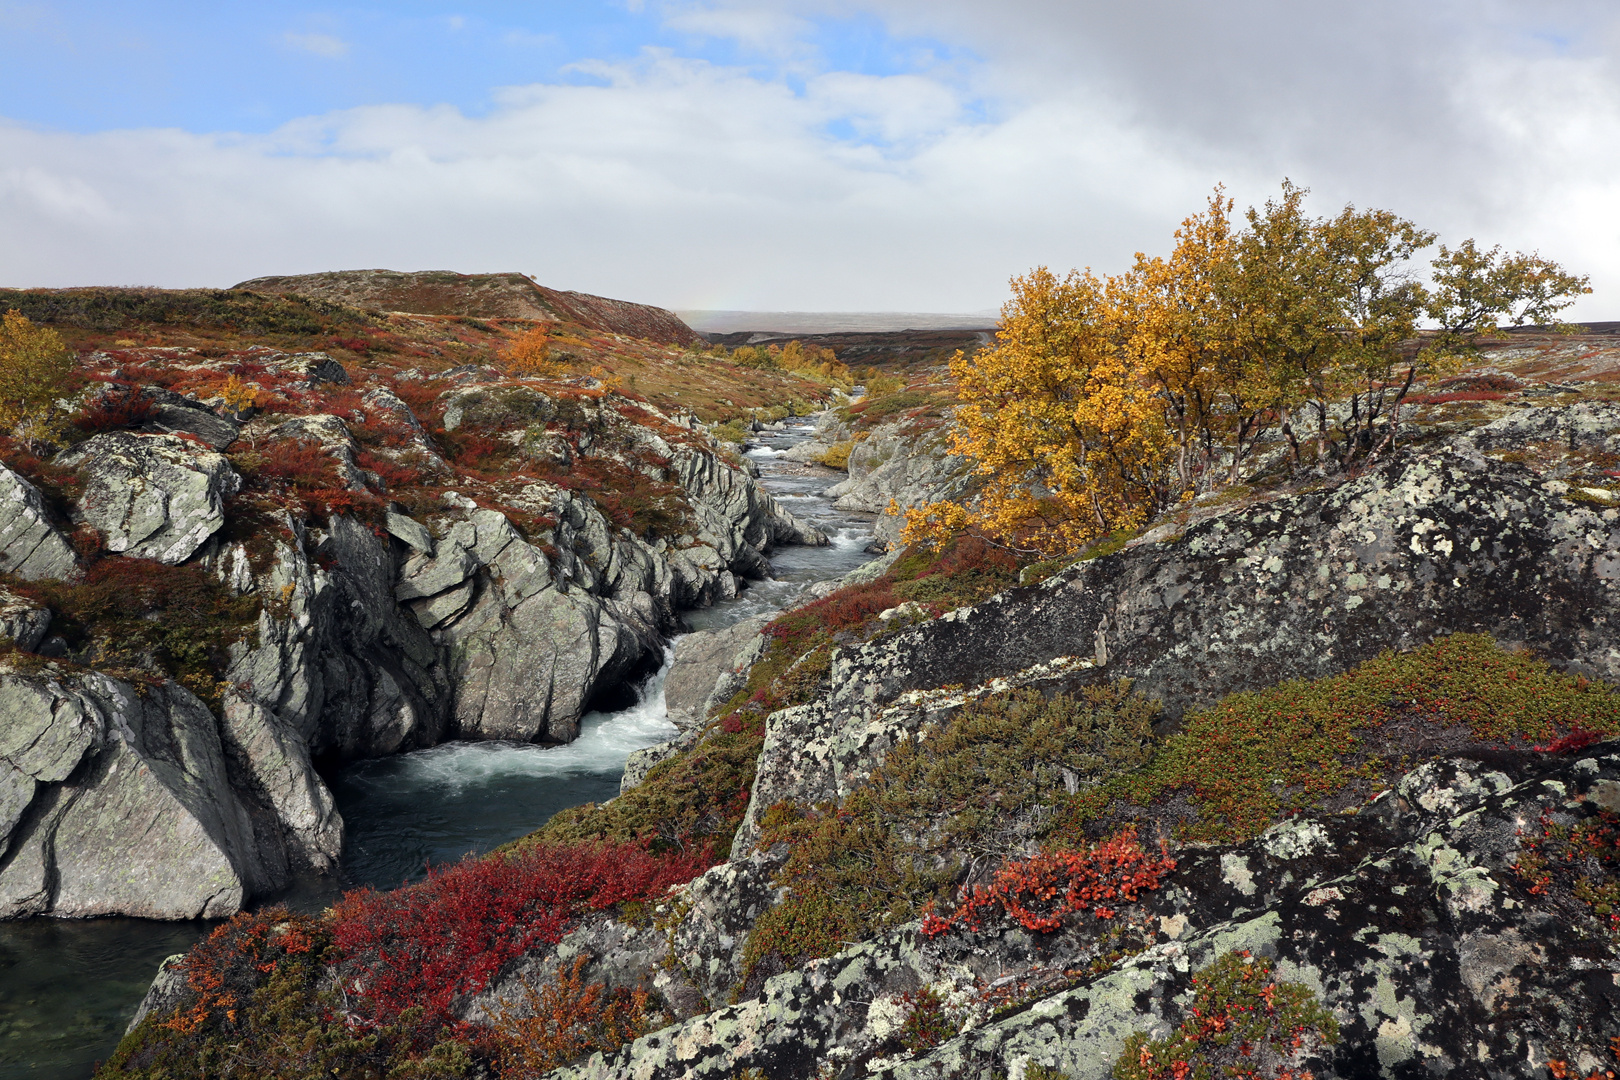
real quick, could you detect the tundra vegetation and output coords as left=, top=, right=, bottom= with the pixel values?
left=903, top=182, right=1591, bottom=556
left=60, top=195, right=1620, bottom=1079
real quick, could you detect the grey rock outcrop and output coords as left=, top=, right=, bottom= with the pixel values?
left=0, top=379, right=826, bottom=919
left=662, top=614, right=772, bottom=731
left=0, top=464, right=77, bottom=581
left=141, top=389, right=240, bottom=449
left=735, top=403, right=1620, bottom=849
left=57, top=432, right=241, bottom=564
left=550, top=746, right=1620, bottom=1080
left=825, top=418, right=973, bottom=545
left=0, top=668, right=276, bottom=920
left=0, top=587, right=50, bottom=652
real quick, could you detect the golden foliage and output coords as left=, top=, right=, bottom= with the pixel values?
left=219, top=375, right=262, bottom=414
left=909, top=267, right=1169, bottom=557
left=501, top=325, right=563, bottom=377
left=905, top=182, right=1590, bottom=558
left=0, top=309, right=74, bottom=441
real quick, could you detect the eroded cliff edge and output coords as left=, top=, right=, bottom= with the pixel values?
left=0, top=349, right=824, bottom=920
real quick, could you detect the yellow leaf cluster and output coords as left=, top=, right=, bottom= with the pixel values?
left=0, top=309, right=74, bottom=442
left=501, top=325, right=563, bottom=377
left=906, top=182, right=1590, bottom=559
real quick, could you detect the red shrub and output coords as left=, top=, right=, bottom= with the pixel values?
left=355, top=449, right=425, bottom=491
left=328, top=842, right=710, bottom=1033
left=766, top=580, right=899, bottom=643
left=441, top=428, right=510, bottom=470
left=75, top=384, right=159, bottom=434
left=163, top=908, right=322, bottom=1035
left=242, top=438, right=341, bottom=488
left=1534, top=727, right=1607, bottom=754
left=314, top=387, right=368, bottom=418
left=388, top=378, right=449, bottom=421
left=920, top=830, right=1176, bottom=936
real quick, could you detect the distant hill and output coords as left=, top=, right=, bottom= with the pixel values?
left=235, top=269, right=703, bottom=348
left=701, top=327, right=995, bottom=371
left=679, top=310, right=998, bottom=335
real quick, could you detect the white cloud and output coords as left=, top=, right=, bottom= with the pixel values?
left=282, top=31, right=350, bottom=60
left=1, top=3, right=1619, bottom=316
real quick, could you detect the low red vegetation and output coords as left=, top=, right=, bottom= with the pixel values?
left=1536, top=727, right=1608, bottom=754
left=75, top=384, right=159, bottom=435
left=921, top=830, right=1176, bottom=936
left=1408, top=390, right=1510, bottom=405
left=328, top=841, right=712, bottom=1033
left=164, top=908, right=320, bottom=1035
left=355, top=449, right=427, bottom=492
left=387, top=378, right=450, bottom=423
left=766, top=579, right=900, bottom=643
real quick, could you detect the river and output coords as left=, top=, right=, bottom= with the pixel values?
left=0, top=418, right=873, bottom=1080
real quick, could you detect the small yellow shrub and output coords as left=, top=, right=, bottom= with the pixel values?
left=0, top=309, right=74, bottom=440
left=501, top=326, right=563, bottom=377
left=815, top=440, right=854, bottom=470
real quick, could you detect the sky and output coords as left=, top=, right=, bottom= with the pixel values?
left=1, top=1, right=1617, bottom=316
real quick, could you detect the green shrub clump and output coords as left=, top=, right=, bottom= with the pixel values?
left=1062, top=633, right=1620, bottom=845
left=738, top=682, right=1157, bottom=990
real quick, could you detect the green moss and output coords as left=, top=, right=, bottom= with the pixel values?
left=522, top=724, right=762, bottom=859
left=738, top=683, right=1158, bottom=990
left=4, top=559, right=260, bottom=708
left=1057, top=633, right=1620, bottom=846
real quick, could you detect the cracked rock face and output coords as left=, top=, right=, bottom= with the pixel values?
left=544, top=749, right=1620, bottom=1080
left=0, top=464, right=78, bottom=581
left=0, top=669, right=277, bottom=920
left=816, top=404, right=1620, bottom=742
left=57, top=432, right=242, bottom=565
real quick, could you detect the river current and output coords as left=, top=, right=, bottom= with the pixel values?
left=0, top=419, right=873, bottom=1080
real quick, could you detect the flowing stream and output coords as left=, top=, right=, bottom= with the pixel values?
left=0, top=418, right=872, bottom=1080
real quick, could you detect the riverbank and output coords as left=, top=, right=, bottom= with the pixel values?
left=2, top=416, right=871, bottom=1080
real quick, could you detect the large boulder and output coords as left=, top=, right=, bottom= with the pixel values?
left=662, top=614, right=772, bottom=730
left=399, top=502, right=663, bottom=744
left=57, top=432, right=241, bottom=564
left=0, top=586, right=50, bottom=651
left=0, top=464, right=77, bottom=581
left=0, top=668, right=277, bottom=920
left=825, top=419, right=973, bottom=545
left=140, top=388, right=240, bottom=450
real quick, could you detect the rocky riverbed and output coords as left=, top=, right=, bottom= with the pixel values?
left=0, top=341, right=851, bottom=1077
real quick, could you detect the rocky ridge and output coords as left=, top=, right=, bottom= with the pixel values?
left=491, top=402, right=1620, bottom=1079
left=235, top=270, right=704, bottom=348
left=0, top=347, right=824, bottom=919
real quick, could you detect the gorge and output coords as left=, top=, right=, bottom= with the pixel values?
left=3, top=274, right=1620, bottom=1080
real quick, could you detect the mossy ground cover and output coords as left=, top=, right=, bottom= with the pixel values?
left=2, top=559, right=260, bottom=705
left=1056, top=633, right=1620, bottom=846
left=736, top=683, right=1158, bottom=991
